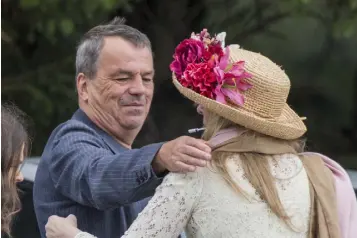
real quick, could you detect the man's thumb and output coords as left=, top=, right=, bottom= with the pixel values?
left=66, top=214, right=77, bottom=226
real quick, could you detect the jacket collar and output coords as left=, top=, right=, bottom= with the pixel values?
left=72, top=109, right=126, bottom=153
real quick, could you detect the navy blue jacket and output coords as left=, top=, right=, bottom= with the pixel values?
left=33, top=109, right=164, bottom=237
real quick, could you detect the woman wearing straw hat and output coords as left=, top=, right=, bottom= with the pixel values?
left=45, top=29, right=357, bottom=238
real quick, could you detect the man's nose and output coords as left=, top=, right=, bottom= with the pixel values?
left=128, top=76, right=145, bottom=95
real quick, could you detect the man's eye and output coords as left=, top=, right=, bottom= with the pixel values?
left=117, top=78, right=129, bottom=81
left=143, top=78, right=152, bottom=82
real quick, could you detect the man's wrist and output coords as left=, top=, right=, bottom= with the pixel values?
left=152, top=150, right=167, bottom=176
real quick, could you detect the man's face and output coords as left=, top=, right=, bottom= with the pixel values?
left=86, top=37, right=154, bottom=131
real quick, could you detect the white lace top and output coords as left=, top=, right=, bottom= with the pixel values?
left=76, top=153, right=311, bottom=238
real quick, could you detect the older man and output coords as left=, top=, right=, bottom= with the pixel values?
left=33, top=17, right=211, bottom=238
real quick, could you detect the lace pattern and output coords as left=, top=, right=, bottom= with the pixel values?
left=74, top=232, right=97, bottom=238
left=121, top=154, right=310, bottom=238
left=122, top=172, right=203, bottom=238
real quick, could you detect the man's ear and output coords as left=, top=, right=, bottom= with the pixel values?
left=76, top=73, right=89, bottom=102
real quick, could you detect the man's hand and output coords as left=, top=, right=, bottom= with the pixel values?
left=45, top=214, right=81, bottom=238
left=153, top=136, right=212, bottom=173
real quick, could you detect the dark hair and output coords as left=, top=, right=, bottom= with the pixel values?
left=1, top=104, right=30, bottom=236
left=76, top=16, right=152, bottom=79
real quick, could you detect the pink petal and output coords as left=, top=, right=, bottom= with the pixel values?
left=222, top=78, right=235, bottom=86
left=200, top=28, right=209, bottom=39
left=226, top=61, right=246, bottom=77
left=207, top=55, right=217, bottom=68
left=221, top=88, right=245, bottom=106
left=229, top=65, right=246, bottom=76
left=236, top=79, right=252, bottom=91
left=219, top=47, right=230, bottom=70
left=229, top=68, right=245, bottom=77
left=214, top=67, right=224, bottom=81
left=170, top=63, right=182, bottom=76
left=234, top=61, right=245, bottom=68
left=223, top=73, right=237, bottom=81
left=214, top=87, right=226, bottom=104
left=243, top=71, right=253, bottom=79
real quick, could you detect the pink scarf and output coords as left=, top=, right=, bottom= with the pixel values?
left=209, top=128, right=357, bottom=238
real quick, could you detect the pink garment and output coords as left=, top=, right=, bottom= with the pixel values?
left=209, top=128, right=357, bottom=238
left=301, top=152, right=357, bottom=238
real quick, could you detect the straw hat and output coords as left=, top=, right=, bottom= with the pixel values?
left=172, top=44, right=307, bottom=140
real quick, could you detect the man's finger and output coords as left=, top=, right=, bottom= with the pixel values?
left=47, top=215, right=59, bottom=222
left=185, top=137, right=212, bottom=153
left=178, top=153, right=207, bottom=167
left=67, top=214, right=77, bottom=225
left=175, top=161, right=196, bottom=173
left=183, top=145, right=211, bottom=161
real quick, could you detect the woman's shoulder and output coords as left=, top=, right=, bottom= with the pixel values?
left=163, top=167, right=207, bottom=183
left=154, top=169, right=206, bottom=204
left=159, top=167, right=212, bottom=194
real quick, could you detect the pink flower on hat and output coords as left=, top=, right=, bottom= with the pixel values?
left=170, top=29, right=252, bottom=106
left=169, top=39, right=205, bottom=79
left=182, top=62, right=217, bottom=99
left=213, top=47, right=252, bottom=105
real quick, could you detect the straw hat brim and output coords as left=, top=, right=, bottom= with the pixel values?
left=173, top=77, right=307, bottom=140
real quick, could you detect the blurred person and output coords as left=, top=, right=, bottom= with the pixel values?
left=1, top=104, right=30, bottom=237
left=33, top=17, right=210, bottom=238
left=45, top=29, right=357, bottom=238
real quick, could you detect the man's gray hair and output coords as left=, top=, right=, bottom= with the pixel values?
left=75, top=17, right=151, bottom=79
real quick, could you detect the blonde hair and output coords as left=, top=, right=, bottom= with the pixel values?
left=202, top=109, right=305, bottom=228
